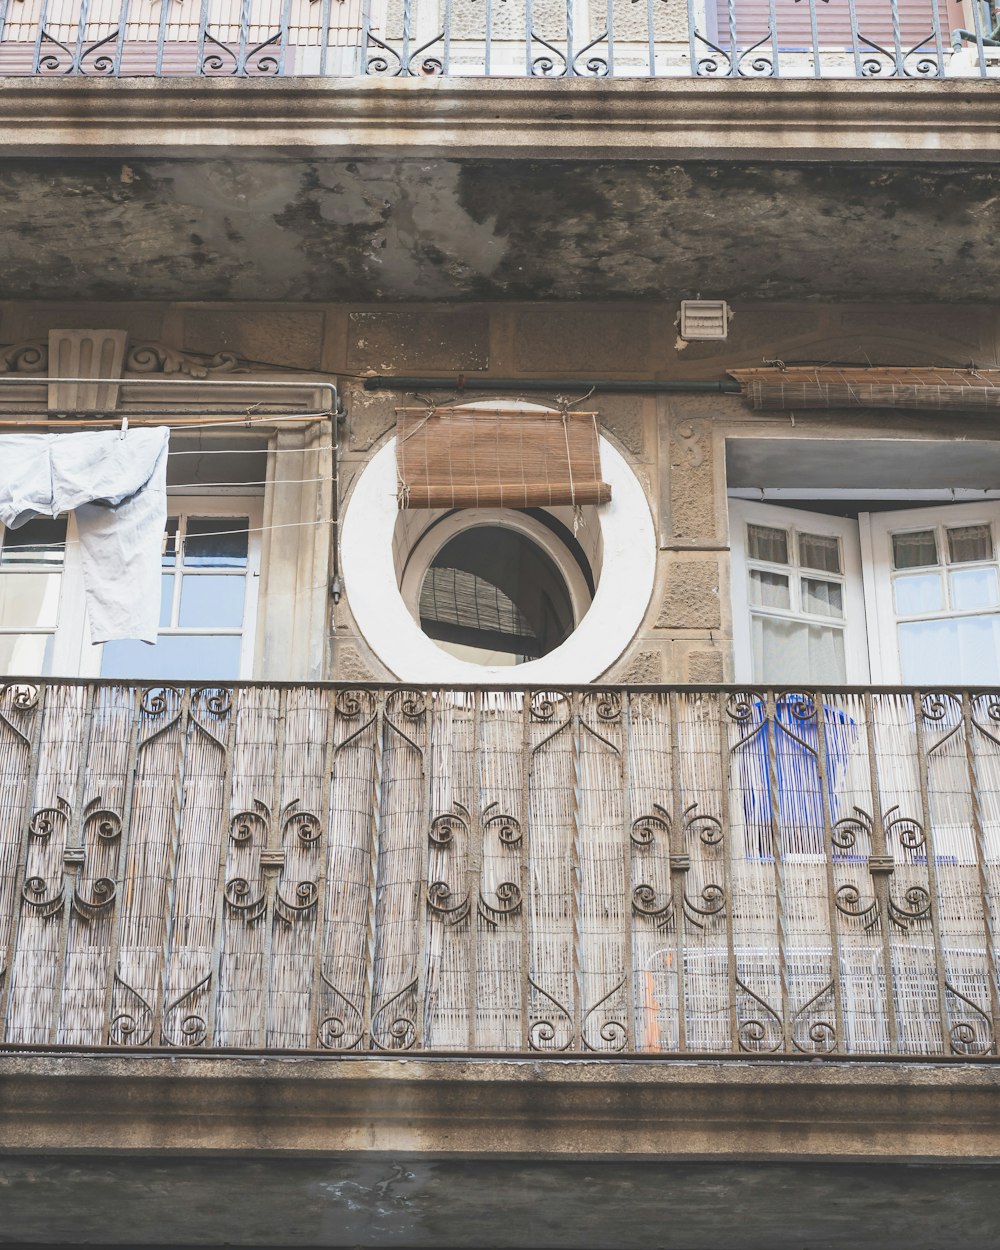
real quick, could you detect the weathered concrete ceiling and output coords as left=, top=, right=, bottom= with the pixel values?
left=3, top=1155, right=1000, bottom=1248
left=2, top=157, right=998, bottom=303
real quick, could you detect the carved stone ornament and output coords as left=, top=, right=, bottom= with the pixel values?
left=125, top=342, right=248, bottom=377
left=0, top=339, right=249, bottom=380
left=0, top=341, right=48, bottom=373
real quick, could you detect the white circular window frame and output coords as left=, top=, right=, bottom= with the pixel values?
left=341, top=434, right=656, bottom=684
left=398, top=507, right=595, bottom=632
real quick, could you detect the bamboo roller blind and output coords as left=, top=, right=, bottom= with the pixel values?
left=395, top=406, right=612, bottom=509
left=729, top=366, right=1000, bottom=412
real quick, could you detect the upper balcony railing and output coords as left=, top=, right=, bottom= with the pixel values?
left=1, top=679, right=1000, bottom=1059
left=0, top=0, right=996, bottom=79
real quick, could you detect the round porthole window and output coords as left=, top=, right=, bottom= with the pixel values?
left=398, top=508, right=599, bottom=668
left=341, top=409, right=656, bottom=685
left=419, top=526, right=574, bottom=666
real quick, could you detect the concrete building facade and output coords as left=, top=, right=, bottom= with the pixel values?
left=0, top=32, right=999, bottom=1250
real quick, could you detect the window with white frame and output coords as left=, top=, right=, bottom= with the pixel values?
left=0, top=516, right=70, bottom=675
left=0, top=497, right=262, bottom=681
left=731, top=497, right=1000, bottom=686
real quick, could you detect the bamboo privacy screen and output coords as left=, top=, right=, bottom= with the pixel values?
left=0, top=681, right=999, bottom=1057
left=395, top=407, right=611, bottom=509
left=729, top=366, right=1000, bottom=413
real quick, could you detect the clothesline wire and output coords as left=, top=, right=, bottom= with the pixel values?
left=1, top=516, right=339, bottom=554
left=165, top=475, right=333, bottom=489
left=167, top=444, right=335, bottom=456
left=0, top=412, right=335, bottom=434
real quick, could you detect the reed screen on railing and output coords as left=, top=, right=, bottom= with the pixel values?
left=0, top=681, right=998, bottom=1057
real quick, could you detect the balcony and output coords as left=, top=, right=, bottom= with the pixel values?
left=0, top=0, right=996, bottom=79
left=2, top=678, right=999, bottom=1059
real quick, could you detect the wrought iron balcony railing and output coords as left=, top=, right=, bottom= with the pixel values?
left=0, top=0, right=996, bottom=79
left=1, top=679, right=1000, bottom=1059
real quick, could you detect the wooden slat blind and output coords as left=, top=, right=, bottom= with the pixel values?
left=712, top=0, right=940, bottom=49
left=395, top=406, right=612, bottom=509
left=730, top=365, right=1000, bottom=412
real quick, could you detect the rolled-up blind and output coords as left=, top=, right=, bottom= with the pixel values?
left=729, top=366, right=1000, bottom=412
left=395, top=406, right=611, bottom=509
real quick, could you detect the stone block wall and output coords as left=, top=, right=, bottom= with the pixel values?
left=2, top=296, right=997, bottom=684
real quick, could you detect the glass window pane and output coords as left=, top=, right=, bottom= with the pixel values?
left=947, top=524, right=992, bottom=565
left=160, top=574, right=174, bottom=629
left=899, top=615, right=1000, bottom=685
left=801, top=577, right=844, bottom=619
left=0, top=573, right=61, bottom=628
left=418, top=526, right=574, bottom=664
left=0, top=633, right=51, bottom=676
left=951, top=567, right=1000, bottom=611
left=0, top=518, right=66, bottom=566
left=892, top=530, right=938, bottom=570
left=162, top=518, right=179, bottom=568
left=894, top=573, right=944, bottom=616
left=798, top=532, right=841, bottom=574
left=100, top=634, right=243, bottom=681
left=749, top=569, right=790, bottom=610
left=747, top=524, right=788, bottom=565
left=184, top=518, right=249, bottom=568
left=751, top=615, right=846, bottom=684
left=178, top=575, right=245, bottom=628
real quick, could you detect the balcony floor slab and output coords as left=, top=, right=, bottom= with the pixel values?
left=1, top=1055, right=999, bottom=1246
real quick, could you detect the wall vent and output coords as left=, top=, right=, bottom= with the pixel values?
left=679, top=300, right=729, bottom=341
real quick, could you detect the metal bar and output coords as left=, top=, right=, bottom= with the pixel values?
left=621, top=692, right=635, bottom=1051
left=961, top=691, right=1000, bottom=1051
left=206, top=685, right=238, bottom=1049
left=196, top=0, right=211, bottom=74
left=401, top=0, right=411, bottom=73
left=764, top=690, right=791, bottom=1050
left=806, top=0, right=820, bottom=78
left=814, top=690, right=845, bottom=1055
left=363, top=376, right=741, bottom=394
left=518, top=689, right=531, bottom=1051
left=717, top=691, right=740, bottom=1054
left=32, top=0, right=51, bottom=75
left=99, top=686, right=142, bottom=1045
left=863, top=691, right=900, bottom=1054
left=318, top=0, right=333, bottom=75
left=111, top=0, right=130, bottom=76
left=465, top=690, right=482, bottom=1050
left=911, top=690, right=952, bottom=1056
left=669, top=689, right=687, bottom=1051
left=845, top=0, right=864, bottom=78
left=75, top=0, right=93, bottom=73
left=0, top=0, right=12, bottom=55
left=0, top=683, right=48, bottom=1042
left=889, top=0, right=904, bottom=76
left=766, top=0, right=778, bottom=78
left=156, top=0, right=171, bottom=76
left=49, top=683, right=97, bottom=1045
left=237, top=0, right=251, bottom=75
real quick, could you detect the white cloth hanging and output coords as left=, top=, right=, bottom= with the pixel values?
left=0, top=428, right=169, bottom=644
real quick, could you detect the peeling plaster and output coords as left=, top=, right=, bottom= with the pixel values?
left=2, top=158, right=999, bottom=302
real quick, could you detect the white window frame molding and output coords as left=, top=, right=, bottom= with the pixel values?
left=729, top=498, right=871, bottom=685
left=397, top=506, right=595, bottom=633
left=341, top=435, right=656, bottom=685
left=863, top=500, right=1000, bottom=686
left=70, top=494, right=264, bottom=680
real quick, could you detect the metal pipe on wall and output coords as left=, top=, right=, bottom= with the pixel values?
left=362, top=377, right=743, bottom=395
